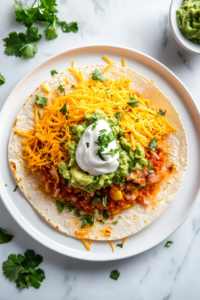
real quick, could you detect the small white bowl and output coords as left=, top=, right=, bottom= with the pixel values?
left=169, top=0, right=200, bottom=54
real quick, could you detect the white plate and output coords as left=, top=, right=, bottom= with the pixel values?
left=0, top=45, right=200, bottom=261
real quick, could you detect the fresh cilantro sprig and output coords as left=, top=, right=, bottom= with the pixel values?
left=114, top=112, right=122, bottom=121
left=0, top=228, right=14, bottom=244
left=2, top=250, right=45, bottom=289
left=157, top=109, right=166, bottom=116
left=93, top=198, right=100, bottom=206
left=0, top=73, right=5, bottom=86
left=112, top=221, right=118, bottom=225
left=3, top=27, right=42, bottom=58
left=102, top=195, right=107, bottom=209
left=110, top=269, right=120, bottom=280
left=102, top=211, right=109, bottom=224
left=60, top=103, right=67, bottom=115
left=127, top=94, right=139, bottom=108
left=165, top=241, right=173, bottom=247
left=101, top=148, right=119, bottom=158
left=80, top=214, right=94, bottom=228
left=117, top=244, right=123, bottom=248
left=149, top=138, right=157, bottom=152
left=51, top=69, right=58, bottom=75
left=56, top=200, right=75, bottom=213
left=92, top=69, right=106, bottom=82
left=58, top=84, right=65, bottom=95
left=35, top=94, right=48, bottom=107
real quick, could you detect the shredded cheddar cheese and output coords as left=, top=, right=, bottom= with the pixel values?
left=15, top=65, right=176, bottom=175
left=72, top=60, right=75, bottom=69
left=109, top=241, right=115, bottom=252
left=81, top=239, right=91, bottom=250
left=102, top=55, right=112, bottom=64
left=102, top=62, right=115, bottom=74
left=122, top=58, right=125, bottom=67
left=123, top=237, right=127, bottom=244
left=42, top=82, right=51, bottom=93
left=89, top=239, right=92, bottom=245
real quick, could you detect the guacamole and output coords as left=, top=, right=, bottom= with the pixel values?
left=59, top=110, right=148, bottom=193
left=177, top=0, right=200, bottom=44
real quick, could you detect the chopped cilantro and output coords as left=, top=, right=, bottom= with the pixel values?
left=99, top=129, right=107, bottom=134
left=93, top=198, right=100, bottom=206
left=148, top=161, right=153, bottom=175
left=74, top=209, right=81, bottom=217
left=165, top=241, right=173, bottom=247
left=0, top=73, right=5, bottom=86
left=91, top=122, right=97, bottom=131
left=13, top=185, right=18, bottom=192
left=56, top=200, right=65, bottom=213
left=102, top=211, right=109, bottom=224
left=38, top=110, right=40, bottom=117
left=58, top=84, right=65, bottom=95
left=59, top=21, right=78, bottom=33
left=127, top=94, right=139, bottom=108
left=149, top=138, right=157, bottom=152
left=115, top=174, right=120, bottom=185
left=121, top=110, right=128, bottom=114
left=119, top=179, right=125, bottom=189
left=157, top=109, right=166, bottom=116
left=3, top=27, right=41, bottom=58
left=115, top=105, right=120, bottom=108
left=35, top=95, right=48, bottom=107
left=95, top=131, right=115, bottom=148
left=110, top=269, right=120, bottom=280
left=92, top=69, right=106, bottom=82
left=51, top=70, right=58, bottom=75
left=71, top=85, right=75, bottom=88
left=0, top=228, right=13, bottom=244
left=93, top=208, right=99, bottom=219
left=5, top=184, right=7, bottom=187
left=128, top=160, right=134, bottom=173
left=65, top=202, right=75, bottom=212
left=86, top=142, right=89, bottom=148
left=135, top=118, right=139, bottom=122
left=117, top=244, right=123, bottom=248
left=2, top=249, right=45, bottom=289
left=97, top=149, right=105, bottom=161
left=60, top=140, right=68, bottom=145
left=80, top=214, right=94, bottom=228
left=148, top=170, right=153, bottom=175
left=101, top=148, right=119, bottom=158
left=112, top=221, right=118, bottom=225
left=114, top=112, right=122, bottom=121
left=60, top=103, right=67, bottom=115
left=102, top=195, right=107, bottom=209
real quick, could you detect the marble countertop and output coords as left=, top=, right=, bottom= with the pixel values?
left=1, top=0, right=200, bottom=299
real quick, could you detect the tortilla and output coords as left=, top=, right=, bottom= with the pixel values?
left=8, top=64, right=187, bottom=240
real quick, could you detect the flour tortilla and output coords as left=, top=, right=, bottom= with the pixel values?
left=8, top=65, right=187, bottom=240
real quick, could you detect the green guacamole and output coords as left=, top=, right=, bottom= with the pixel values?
left=59, top=110, right=148, bottom=193
left=177, top=0, right=200, bottom=44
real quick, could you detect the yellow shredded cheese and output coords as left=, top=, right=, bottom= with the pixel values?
left=102, top=62, right=115, bottom=74
left=123, top=237, right=127, bottom=244
left=122, top=58, right=126, bottom=67
left=102, top=55, right=112, bottom=64
left=109, top=241, right=115, bottom=252
left=42, top=82, right=51, bottom=93
left=15, top=66, right=176, bottom=175
left=89, top=239, right=92, bottom=245
left=72, top=60, right=75, bottom=69
left=81, top=239, right=91, bottom=250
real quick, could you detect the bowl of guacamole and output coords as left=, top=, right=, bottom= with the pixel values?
left=170, top=0, right=200, bottom=54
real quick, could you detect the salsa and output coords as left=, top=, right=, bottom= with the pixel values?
left=177, top=0, right=200, bottom=44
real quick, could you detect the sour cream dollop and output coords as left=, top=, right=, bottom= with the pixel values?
left=76, top=120, right=119, bottom=176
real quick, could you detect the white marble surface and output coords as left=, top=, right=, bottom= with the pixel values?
left=1, top=0, right=200, bottom=299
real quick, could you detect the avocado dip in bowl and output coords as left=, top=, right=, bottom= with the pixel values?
left=170, top=0, right=200, bottom=54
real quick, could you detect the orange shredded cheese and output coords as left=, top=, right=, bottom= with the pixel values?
left=122, top=58, right=125, bottom=67
left=15, top=66, right=176, bottom=175
left=72, top=60, right=75, bottom=69
left=102, top=55, right=112, bottom=64
left=89, top=239, right=92, bottom=245
left=42, top=82, right=51, bottom=93
left=102, top=62, right=115, bottom=74
left=81, top=239, right=91, bottom=250
left=123, top=237, right=127, bottom=244
left=109, top=241, right=115, bottom=252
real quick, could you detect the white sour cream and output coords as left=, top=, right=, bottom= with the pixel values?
left=76, top=120, right=119, bottom=176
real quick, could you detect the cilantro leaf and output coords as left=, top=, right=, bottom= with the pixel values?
left=91, top=122, right=97, bottom=131
left=14, top=0, right=38, bottom=27
left=74, top=209, right=81, bottom=217
left=56, top=200, right=65, bottom=213
left=157, top=109, right=166, bottom=116
left=35, top=95, right=48, bottom=107
left=51, top=69, right=58, bottom=75
left=128, top=160, right=134, bottom=173
left=80, top=214, right=94, bottom=228
left=110, top=269, right=120, bottom=280
left=93, top=208, right=99, bottom=219
left=149, top=138, right=157, bottom=152
left=44, top=16, right=59, bottom=40
left=13, top=185, right=18, bottom=192
left=114, top=112, right=122, bottom=121
left=0, top=228, right=14, bottom=244
left=135, top=118, right=139, bottom=122
left=58, top=84, right=65, bottom=95
left=148, top=161, right=153, bottom=174
left=22, top=250, right=43, bottom=269
left=93, top=198, right=100, bottom=206
left=99, top=129, right=107, bottom=134
left=71, top=85, right=75, bottom=88
left=60, top=139, right=68, bottom=145
left=101, top=148, right=119, bottom=158
left=117, top=244, right=123, bottom=248
left=16, top=268, right=45, bottom=289
left=127, top=94, right=139, bottom=108
left=115, top=174, right=120, bottom=185
left=60, top=103, right=67, bottom=115
left=65, top=202, right=75, bottom=212
left=3, top=254, right=24, bottom=281
left=59, top=21, right=78, bottom=33
left=86, top=142, right=89, bottom=148
left=0, top=73, right=5, bottom=86
left=3, top=27, right=41, bottom=59
left=112, top=221, right=118, bottom=225
left=102, top=211, right=109, bottom=223
left=119, top=179, right=125, bottom=189
left=102, top=195, right=107, bottom=209
left=165, top=241, right=173, bottom=247
left=65, top=115, right=69, bottom=120
left=92, top=69, right=106, bottom=82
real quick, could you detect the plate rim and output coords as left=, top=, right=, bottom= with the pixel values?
left=1, top=44, right=200, bottom=261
